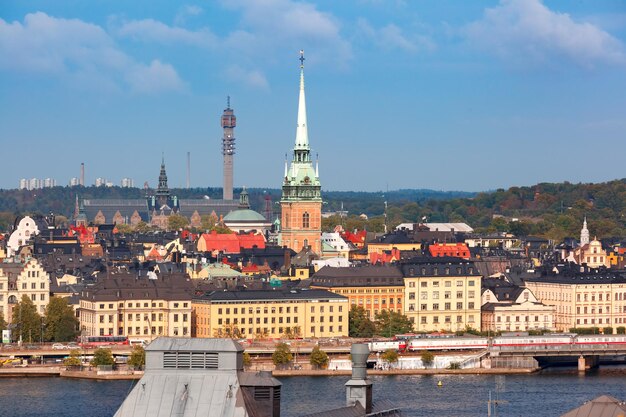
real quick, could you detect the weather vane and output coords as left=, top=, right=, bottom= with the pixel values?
left=299, top=50, right=305, bottom=69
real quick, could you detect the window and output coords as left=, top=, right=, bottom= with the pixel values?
left=420, top=291, right=428, bottom=300
left=445, top=303, right=451, bottom=310
left=433, top=303, right=439, bottom=310
left=468, top=281, right=475, bottom=287
left=445, top=291, right=451, bottom=299
left=468, top=302, right=475, bottom=309
left=409, top=292, right=415, bottom=300
left=456, top=291, right=463, bottom=298
left=303, top=212, right=310, bottom=228
left=421, top=304, right=427, bottom=311
left=421, top=282, right=427, bottom=288
left=433, top=291, right=439, bottom=299
left=456, top=302, right=463, bottom=309
left=421, top=317, right=427, bottom=324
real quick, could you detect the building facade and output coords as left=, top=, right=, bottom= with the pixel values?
left=525, top=273, right=626, bottom=332
left=79, top=273, right=193, bottom=342
left=0, top=258, right=50, bottom=321
left=310, top=265, right=405, bottom=318
left=192, top=288, right=349, bottom=339
left=400, top=261, right=482, bottom=332
left=280, top=51, right=322, bottom=255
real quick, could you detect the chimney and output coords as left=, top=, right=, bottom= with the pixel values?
left=345, top=343, right=372, bottom=413
left=80, top=162, right=85, bottom=186
left=284, top=247, right=291, bottom=270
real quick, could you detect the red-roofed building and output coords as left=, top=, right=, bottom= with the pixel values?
left=342, top=230, right=367, bottom=249
left=237, top=233, right=266, bottom=250
left=369, top=248, right=400, bottom=265
left=428, top=243, right=470, bottom=259
left=198, top=231, right=240, bottom=253
left=197, top=231, right=266, bottom=254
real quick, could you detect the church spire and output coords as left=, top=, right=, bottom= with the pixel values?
left=581, top=216, right=590, bottom=246
left=294, top=50, right=309, bottom=152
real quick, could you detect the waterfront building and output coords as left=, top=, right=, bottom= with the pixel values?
left=400, top=260, right=482, bottom=332
left=524, top=270, right=626, bottom=332
left=310, top=265, right=405, bottom=318
left=481, top=278, right=555, bottom=332
left=280, top=51, right=322, bottom=255
left=192, top=288, right=349, bottom=339
left=0, top=258, right=50, bottom=320
left=79, top=272, right=194, bottom=342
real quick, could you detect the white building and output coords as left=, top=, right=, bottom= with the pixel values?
left=43, top=178, right=56, bottom=188
left=7, top=216, right=43, bottom=257
left=69, top=177, right=80, bottom=186
left=121, top=178, right=134, bottom=188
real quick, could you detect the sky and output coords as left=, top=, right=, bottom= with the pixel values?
left=1, top=0, right=625, bottom=192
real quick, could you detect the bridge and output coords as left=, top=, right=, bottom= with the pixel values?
left=490, top=344, right=626, bottom=371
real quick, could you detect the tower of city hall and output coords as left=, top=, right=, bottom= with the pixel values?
left=280, top=51, right=322, bottom=254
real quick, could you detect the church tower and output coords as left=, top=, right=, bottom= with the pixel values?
left=580, top=216, right=590, bottom=246
left=156, top=156, right=170, bottom=207
left=280, top=51, right=322, bottom=254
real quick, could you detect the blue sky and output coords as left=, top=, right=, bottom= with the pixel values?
left=1, top=0, right=625, bottom=192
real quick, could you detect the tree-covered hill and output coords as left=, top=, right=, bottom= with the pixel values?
left=1, top=180, right=626, bottom=241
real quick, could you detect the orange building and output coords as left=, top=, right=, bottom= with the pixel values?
left=428, top=243, right=471, bottom=259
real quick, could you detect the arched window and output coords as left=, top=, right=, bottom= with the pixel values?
left=303, top=212, right=310, bottom=228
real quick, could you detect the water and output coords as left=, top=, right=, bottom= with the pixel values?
left=1, top=368, right=626, bottom=416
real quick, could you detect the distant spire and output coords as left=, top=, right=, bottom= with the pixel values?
left=315, top=153, right=319, bottom=178
left=294, top=50, right=309, bottom=150
left=580, top=216, right=590, bottom=246
left=284, top=153, right=288, bottom=178
left=227, top=95, right=231, bottom=109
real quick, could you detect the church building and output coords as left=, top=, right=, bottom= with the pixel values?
left=280, top=51, right=322, bottom=254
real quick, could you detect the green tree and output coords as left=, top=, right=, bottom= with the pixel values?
left=127, top=345, right=145, bottom=369
left=420, top=350, right=434, bottom=368
left=272, top=342, right=293, bottom=369
left=309, top=345, right=329, bottom=370
left=242, top=351, right=252, bottom=369
left=349, top=305, right=376, bottom=338
left=374, top=310, right=414, bottom=337
left=63, top=349, right=82, bottom=367
left=115, top=223, right=133, bottom=234
left=381, top=349, right=398, bottom=364
left=12, top=295, right=41, bottom=343
left=135, top=221, right=151, bottom=233
left=167, top=214, right=189, bottom=231
left=91, top=348, right=115, bottom=367
left=44, top=296, right=79, bottom=342
left=200, top=214, right=218, bottom=231
left=0, top=313, right=7, bottom=332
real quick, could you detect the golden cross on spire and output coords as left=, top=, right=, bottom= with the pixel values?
left=299, top=50, right=305, bottom=69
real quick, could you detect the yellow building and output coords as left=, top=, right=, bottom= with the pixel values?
left=192, top=288, right=349, bottom=339
left=310, top=265, right=405, bottom=318
left=0, top=258, right=50, bottom=322
left=400, top=261, right=482, bottom=332
left=79, top=273, right=193, bottom=342
left=525, top=272, right=626, bottom=332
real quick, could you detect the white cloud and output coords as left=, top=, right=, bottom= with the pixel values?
left=126, top=60, right=186, bottom=94
left=356, top=18, right=435, bottom=53
left=112, top=17, right=216, bottom=47
left=174, top=5, right=203, bottom=27
left=464, top=0, right=626, bottom=68
left=0, top=12, right=185, bottom=93
left=224, top=65, right=269, bottom=90
left=221, top=0, right=353, bottom=68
